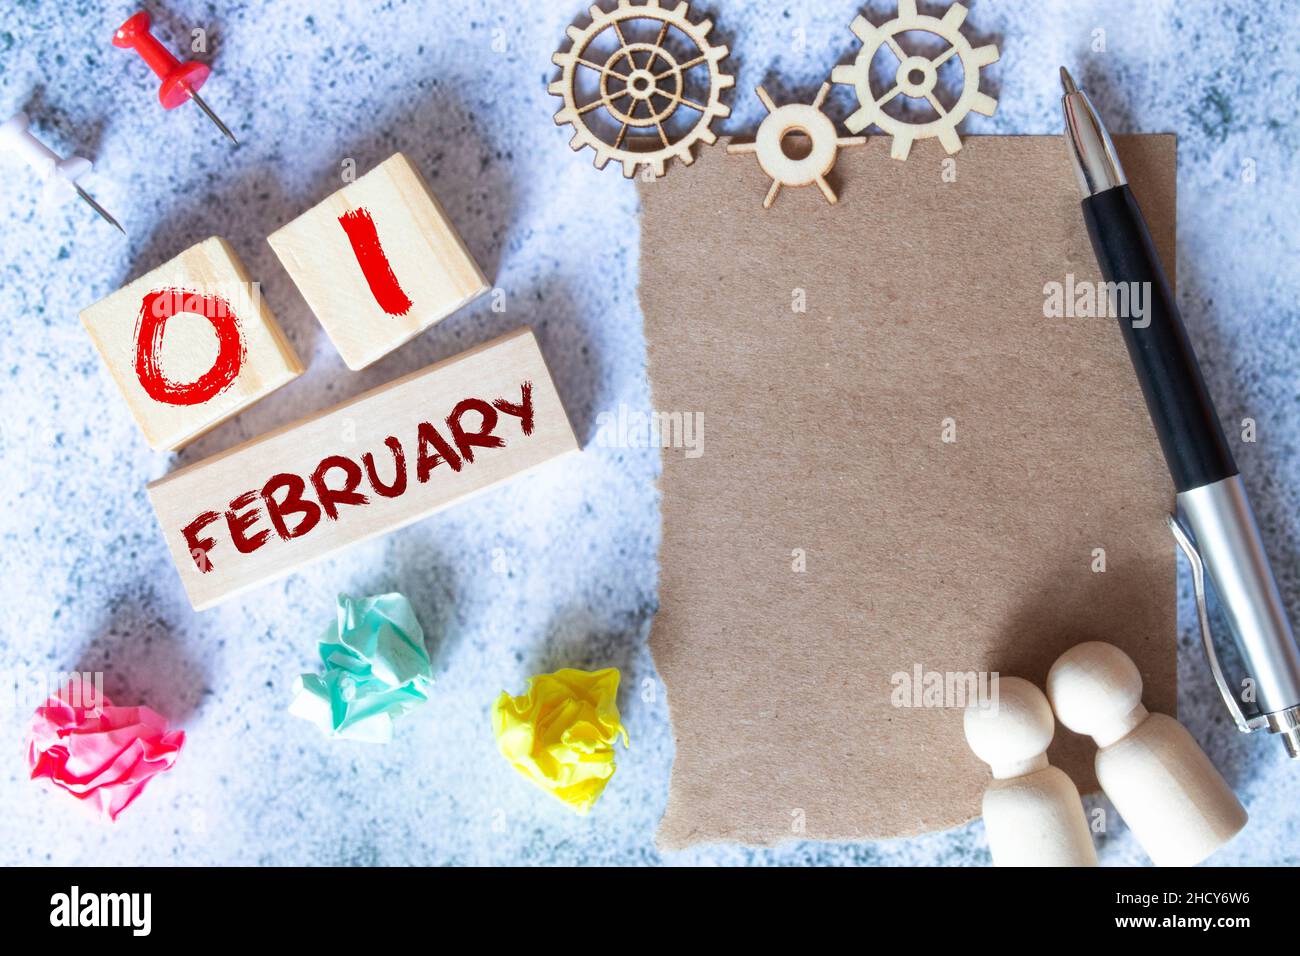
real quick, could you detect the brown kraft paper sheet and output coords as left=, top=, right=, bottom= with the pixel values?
left=640, top=134, right=1177, bottom=847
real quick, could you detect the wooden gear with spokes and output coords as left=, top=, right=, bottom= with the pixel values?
left=549, top=0, right=734, bottom=178
left=831, top=0, right=999, bottom=160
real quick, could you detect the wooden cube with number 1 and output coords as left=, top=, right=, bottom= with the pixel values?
left=268, top=152, right=490, bottom=371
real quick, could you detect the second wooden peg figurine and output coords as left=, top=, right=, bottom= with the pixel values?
left=1048, top=642, right=1248, bottom=866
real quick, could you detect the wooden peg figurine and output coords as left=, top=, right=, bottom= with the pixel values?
left=1047, top=641, right=1247, bottom=866
left=964, top=676, right=1098, bottom=866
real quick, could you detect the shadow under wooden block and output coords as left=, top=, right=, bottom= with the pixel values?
left=267, top=152, right=490, bottom=371
left=147, top=327, right=578, bottom=610
left=79, top=236, right=304, bottom=452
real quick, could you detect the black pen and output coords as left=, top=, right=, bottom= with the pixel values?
left=1060, top=66, right=1300, bottom=756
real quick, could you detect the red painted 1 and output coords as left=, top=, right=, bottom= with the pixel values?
left=337, top=207, right=415, bottom=316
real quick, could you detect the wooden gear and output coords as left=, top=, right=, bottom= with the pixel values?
left=726, top=84, right=865, bottom=208
left=831, top=0, right=998, bottom=160
left=549, top=0, right=734, bottom=178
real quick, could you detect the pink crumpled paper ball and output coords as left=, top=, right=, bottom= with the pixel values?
left=27, top=691, right=185, bottom=822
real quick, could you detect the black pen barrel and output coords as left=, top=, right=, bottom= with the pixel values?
left=1081, top=184, right=1237, bottom=492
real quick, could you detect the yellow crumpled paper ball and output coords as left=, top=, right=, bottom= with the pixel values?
left=491, top=667, right=630, bottom=815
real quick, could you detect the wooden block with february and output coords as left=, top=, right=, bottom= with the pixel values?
left=80, top=237, right=304, bottom=451
left=146, top=328, right=577, bottom=609
left=267, top=152, right=490, bottom=370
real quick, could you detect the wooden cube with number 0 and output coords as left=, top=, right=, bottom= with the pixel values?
left=79, top=237, right=304, bottom=451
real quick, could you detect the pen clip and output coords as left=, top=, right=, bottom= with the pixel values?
left=1167, top=513, right=1269, bottom=734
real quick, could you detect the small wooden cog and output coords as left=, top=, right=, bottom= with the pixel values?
left=727, top=84, right=865, bottom=208
left=549, top=0, right=734, bottom=178
left=831, top=0, right=999, bottom=160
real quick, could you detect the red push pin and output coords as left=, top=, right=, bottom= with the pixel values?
left=113, top=11, right=238, bottom=145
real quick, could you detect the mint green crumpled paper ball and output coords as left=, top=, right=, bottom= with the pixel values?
left=290, top=593, right=433, bottom=743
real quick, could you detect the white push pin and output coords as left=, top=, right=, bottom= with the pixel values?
left=0, top=111, right=124, bottom=233
left=964, top=676, right=1098, bottom=866
left=1047, top=641, right=1248, bottom=866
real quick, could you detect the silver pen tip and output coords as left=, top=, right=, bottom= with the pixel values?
left=1059, top=65, right=1126, bottom=197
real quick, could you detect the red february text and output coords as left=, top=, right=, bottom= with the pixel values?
left=180, top=381, right=534, bottom=573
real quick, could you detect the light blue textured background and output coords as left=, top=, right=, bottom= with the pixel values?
left=1, top=0, right=1296, bottom=866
